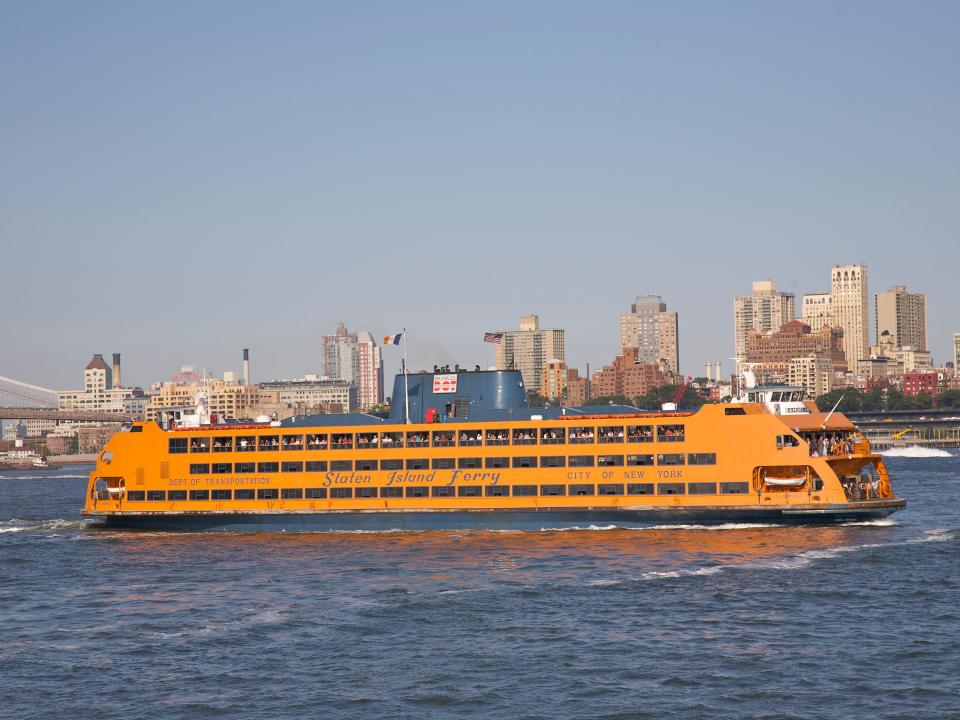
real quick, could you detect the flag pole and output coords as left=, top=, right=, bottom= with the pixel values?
left=403, top=328, right=410, bottom=424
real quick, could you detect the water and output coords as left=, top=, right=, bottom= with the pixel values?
left=1, top=461, right=958, bottom=720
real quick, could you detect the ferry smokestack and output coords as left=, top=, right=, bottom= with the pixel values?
left=112, top=353, right=121, bottom=388
left=243, top=348, right=250, bottom=385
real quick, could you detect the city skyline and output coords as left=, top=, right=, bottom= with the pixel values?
left=3, top=3, right=958, bottom=389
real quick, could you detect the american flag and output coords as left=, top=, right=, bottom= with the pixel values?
left=483, top=332, right=504, bottom=344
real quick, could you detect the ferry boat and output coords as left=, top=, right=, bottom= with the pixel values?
left=82, top=370, right=905, bottom=531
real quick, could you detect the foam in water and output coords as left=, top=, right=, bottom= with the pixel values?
left=881, top=445, right=953, bottom=458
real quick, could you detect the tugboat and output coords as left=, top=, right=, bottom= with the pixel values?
left=82, top=369, right=905, bottom=531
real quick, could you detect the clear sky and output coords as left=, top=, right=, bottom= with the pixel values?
left=2, top=1, right=958, bottom=392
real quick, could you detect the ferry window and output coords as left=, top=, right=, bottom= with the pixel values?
left=688, top=453, right=717, bottom=465
left=190, top=437, right=210, bottom=453
left=598, top=455, right=624, bottom=467
left=657, top=483, right=685, bottom=495
left=783, top=435, right=800, bottom=447
left=236, top=436, right=256, bottom=452
left=168, top=490, right=187, bottom=501
left=282, top=461, right=303, bottom=473
left=212, top=463, right=232, bottom=474
left=235, top=462, right=255, bottom=474
left=356, top=487, right=377, bottom=498
left=568, top=455, right=595, bottom=468
left=627, top=425, right=654, bottom=443
left=212, top=489, right=231, bottom=500
left=189, top=463, right=210, bottom=474
left=771, top=391, right=782, bottom=402
left=381, top=432, right=404, bottom=448
left=512, top=429, right=537, bottom=446
left=331, top=488, right=353, bottom=499
left=168, top=438, right=188, bottom=454
left=257, top=488, right=279, bottom=500
left=405, top=431, right=428, bottom=447
left=657, top=454, right=685, bottom=466
left=598, top=483, right=624, bottom=496
left=657, top=425, right=685, bottom=442
left=431, top=458, right=455, bottom=470
left=540, top=428, right=565, bottom=445
left=688, top=482, right=717, bottom=495
left=189, top=490, right=210, bottom=501
left=719, top=482, right=750, bottom=494
left=458, top=457, right=482, bottom=469
left=627, top=454, right=655, bottom=466
left=540, top=484, right=566, bottom=496
left=568, top=484, right=595, bottom=496
left=598, top=427, right=625, bottom=444
left=457, top=430, right=482, bottom=446
left=485, top=429, right=509, bottom=446
left=305, top=488, right=327, bottom=499
left=357, top=459, right=379, bottom=471
left=431, top=431, right=455, bottom=447
left=331, top=460, right=353, bottom=472
left=127, top=491, right=146, bottom=501
left=305, top=461, right=328, bottom=472
left=380, top=459, right=403, bottom=471
left=405, top=487, right=428, bottom=498
left=306, top=434, right=328, bottom=450
left=568, top=427, right=595, bottom=444
left=259, top=435, right=280, bottom=451
left=357, top=433, right=379, bottom=448
left=147, top=490, right=166, bottom=501
left=380, top=487, right=402, bottom=498
left=724, top=407, right=746, bottom=416
left=282, top=488, right=303, bottom=499
left=512, top=485, right=537, bottom=497
left=627, top=483, right=655, bottom=495
left=484, top=485, right=508, bottom=497
left=512, top=456, right=538, bottom=468
left=281, top=435, right=304, bottom=451
left=258, top=462, right=279, bottom=473
left=485, top=457, right=509, bottom=469
left=332, top=433, right=354, bottom=449
left=406, top=458, right=429, bottom=470
left=212, top=437, right=233, bottom=453
left=541, top=456, right=566, bottom=468
left=431, top=486, right=456, bottom=497
left=234, top=489, right=255, bottom=500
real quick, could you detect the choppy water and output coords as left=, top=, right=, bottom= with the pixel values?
left=1, top=460, right=958, bottom=720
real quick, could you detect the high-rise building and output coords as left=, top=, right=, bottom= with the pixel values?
left=591, top=347, right=678, bottom=400
left=322, top=323, right=383, bottom=410
left=494, top=315, right=565, bottom=392
left=875, top=285, right=927, bottom=351
left=746, top=320, right=846, bottom=383
left=788, top=354, right=834, bottom=399
left=58, top=354, right=142, bottom=416
left=801, top=292, right=834, bottom=332
left=733, top=280, right=796, bottom=364
left=619, top=295, right=679, bottom=373
left=829, top=264, right=869, bottom=365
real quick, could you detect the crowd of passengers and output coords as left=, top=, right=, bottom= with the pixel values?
left=805, top=432, right=857, bottom=457
left=841, top=474, right=880, bottom=500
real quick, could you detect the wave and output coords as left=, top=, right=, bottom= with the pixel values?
left=881, top=445, right=953, bottom=458
left=0, top=518, right=90, bottom=533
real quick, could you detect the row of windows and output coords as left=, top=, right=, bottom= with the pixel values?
left=167, top=424, right=688, bottom=455
left=127, top=481, right=750, bottom=502
left=184, top=453, right=717, bottom=475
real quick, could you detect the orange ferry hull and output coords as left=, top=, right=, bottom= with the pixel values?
left=93, top=501, right=905, bottom=532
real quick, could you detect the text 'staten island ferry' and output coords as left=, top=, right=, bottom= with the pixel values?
left=82, top=370, right=904, bottom=531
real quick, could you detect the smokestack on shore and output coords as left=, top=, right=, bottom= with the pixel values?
left=705, top=362, right=712, bottom=382
left=112, top=353, right=122, bottom=388
left=243, top=348, right=250, bottom=385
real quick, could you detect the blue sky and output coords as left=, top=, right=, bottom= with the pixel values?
left=2, top=1, right=958, bottom=391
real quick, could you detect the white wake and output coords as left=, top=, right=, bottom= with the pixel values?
left=880, top=445, right=953, bottom=458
